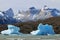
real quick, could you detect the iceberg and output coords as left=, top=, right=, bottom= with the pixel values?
left=1, top=25, right=21, bottom=35
left=30, top=23, right=55, bottom=35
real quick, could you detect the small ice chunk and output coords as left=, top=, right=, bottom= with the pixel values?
left=30, top=30, right=40, bottom=35
left=1, top=29, right=12, bottom=35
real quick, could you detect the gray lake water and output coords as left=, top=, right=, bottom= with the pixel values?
left=0, top=34, right=60, bottom=40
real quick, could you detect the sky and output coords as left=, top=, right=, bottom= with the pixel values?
left=0, top=0, right=60, bottom=13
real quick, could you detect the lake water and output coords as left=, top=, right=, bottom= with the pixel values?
left=0, top=34, right=60, bottom=40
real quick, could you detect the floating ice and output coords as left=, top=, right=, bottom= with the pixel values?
left=30, top=23, right=55, bottom=35
left=30, top=30, right=40, bottom=35
left=1, top=25, right=21, bottom=35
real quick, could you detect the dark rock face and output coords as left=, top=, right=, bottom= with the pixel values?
left=0, top=24, right=7, bottom=34
left=0, top=16, right=60, bottom=34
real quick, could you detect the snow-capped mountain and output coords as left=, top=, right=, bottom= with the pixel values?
left=0, top=8, right=17, bottom=24
left=14, top=7, right=40, bottom=22
left=14, top=10, right=31, bottom=22
left=32, top=9, right=53, bottom=20
left=4, top=8, right=14, bottom=18
left=0, top=6, right=60, bottom=24
left=15, top=6, right=60, bottom=22
left=32, top=6, right=60, bottom=20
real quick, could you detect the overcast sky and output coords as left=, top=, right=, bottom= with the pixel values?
left=0, top=0, right=60, bottom=13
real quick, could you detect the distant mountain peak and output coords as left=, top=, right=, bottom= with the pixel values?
left=5, top=8, right=14, bottom=18
left=29, top=7, right=36, bottom=10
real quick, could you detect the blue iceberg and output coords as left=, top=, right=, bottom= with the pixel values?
left=30, top=23, right=55, bottom=35
left=1, top=25, right=21, bottom=35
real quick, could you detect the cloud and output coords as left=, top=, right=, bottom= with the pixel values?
left=0, top=0, right=60, bottom=12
